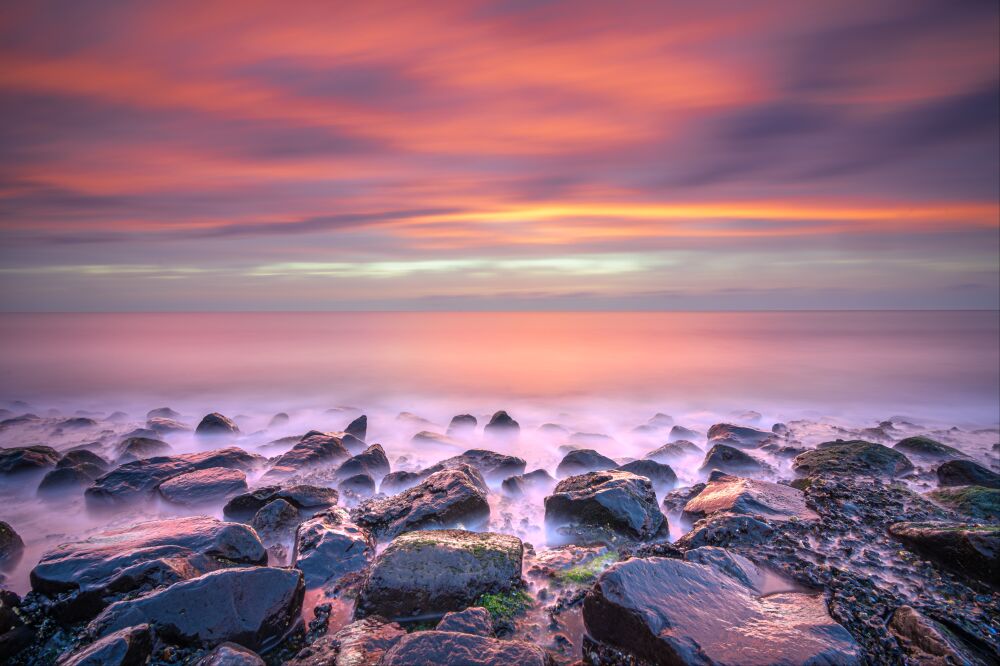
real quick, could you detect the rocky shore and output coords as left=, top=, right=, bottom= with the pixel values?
left=0, top=406, right=997, bottom=665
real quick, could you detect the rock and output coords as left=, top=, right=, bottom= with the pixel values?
left=792, top=440, right=914, bottom=478
left=555, top=449, right=617, bottom=478
left=355, top=529, right=522, bottom=621
left=262, top=432, right=350, bottom=480
left=616, top=459, right=677, bottom=491
left=334, top=443, right=390, bottom=483
left=86, top=448, right=264, bottom=507
left=0, top=590, right=33, bottom=656
left=38, top=466, right=99, bottom=496
left=771, top=422, right=790, bottom=436
left=119, top=427, right=158, bottom=441
left=889, top=521, right=998, bottom=585
left=484, top=411, right=519, bottom=440
left=501, top=469, right=556, bottom=497
left=30, top=516, right=266, bottom=619
left=268, top=413, right=290, bottom=428
left=378, top=470, right=425, bottom=494
left=926, top=486, right=1000, bottom=522
left=352, top=464, right=490, bottom=540
left=89, top=567, right=304, bottom=651
left=146, top=417, right=190, bottom=434
left=286, top=616, right=405, bottom=666
left=683, top=546, right=768, bottom=592
left=582, top=556, right=861, bottom=665
left=338, top=473, right=376, bottom=500
left=888, top=605, right=994, bottom=665
left=436, top=607, right=493, bottom=636
left=293, top=508, right=374, bottom=589
left=158, top=467, right=248, bottom=505
left=410, top=430, right=460, bottom=447
left=116, top=436, right=173, bottom=463
left=681, top=473, right=818, bottom=523
left=570, top=432, right=617, bottom=447
left=193, top=642, right=266, bottom=666
left=699, top=444, right=768, bottom=476
left=668, top=425, right=702, bottom=442
left=424, top=449, right=527, bottom=484
left=447, top=414, right=478, bottom=437
left=58, top=623, right=153, bottom=666
left=223, top=484, right=338, bottom=520
left=57, top=450, right=109, bottom=471
left=380, top=632, right=549, bottom=666
left=675, top=513, right=775, bottom=549
left=251, top=498, right=300, bottom=539
left=0, top=521, right=24, bottom=568
left=894, top=436, right=970, bottom=461
left=707, top=423, right=775, bottom=448
left=937, top=459, right=1000, bottom=489
left=59, top=417, right=99, bottom=429
left=644, top=440, right=702, bottom=463
left=660, top=484, right=706, bottom=514
left=196, top=412, right=241, bottom=436
left=345, top=414, right=367, bottom=441
left=544, top=470, right=666, bottom=544
left=0, top=445, right=60, bottom=474
left=147, top=407, right=181, bottom=420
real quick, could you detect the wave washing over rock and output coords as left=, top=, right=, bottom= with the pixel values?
left=0, top=401, right=997, bottom=665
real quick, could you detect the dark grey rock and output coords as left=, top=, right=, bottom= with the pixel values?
left=544, top=469, right=666, bottom=544
left=926, top=486, right=1000, bottom=522
left=195, top=412, right=240, bottom=436
left=251, top=498, right=300, bottom=540
left=668, top=425, right=703, bottom=442
left=38, top=466, right=99, bottom=496
left=424, top=449, right=527, bottom=484
left=707, top=423, right=775, bottom=448
left=334, top=443, right=389, bottom=483
left=894, top=436, right=971, bottom=461
left=616, top=459, right=677, bottom=491
left=888, top=605, right=994, bottom=666
left=338, top=473, right=376, bottom=501
left=435, top=606, right=493, bottom=636
left=223, top=484, right=338, bottom=520
left=146, top=417, right=190, bottom=434
left=158, top=467, right=248, bottom=505
left=116, top=437, right=173, bottom=463
left=555, top=449, right=617, bottom=478
left=675, top=513, right=776, bottom=549
left=345, top=414, right=367, bottom=441
left=380, top=632, right=549, bottom=666
left=293, top=508, right=374, bottom=589
left=0, top=445, right=60, bottom=474
left=58, top=623, right=153, bottom=666
left=699, top=444, right=768, bottom=476
left=889, top=521, right=999, bottom=585
left=447, top=414, right=477, bottom=437
left=285, top=616, right=405, bottom=666
left=937, top=459, right=1000, bottom=489
left=57, top=450, right=109, bottom=471
left=268, top=413, right=290, bottom=428
left=501, top=469, right=556, bottom=497
left=262, top=432, right=350, bottom=481
left=792, top=440, right=914, bottom=478
left=193, top=642, right=265, bottom=666
left=484, top=411, right=519, bottom=440
left=0, top=521, right=24, bottom=568
left=379, top=470, right=425, bottom=494
left=644, top=440, right=702, bottom=463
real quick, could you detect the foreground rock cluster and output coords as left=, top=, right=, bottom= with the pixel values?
left=0, top=408, right=997, bottom=665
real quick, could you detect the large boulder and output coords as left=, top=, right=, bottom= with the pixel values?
left=616, top=459, right=677, bottom=492
left=57, top=450, right=109, bottom=472
left=0, top=445, right=60, bottom=475
left=937, top=459, right=1000, bottom=489
left=262, top=432, right=350, bottom=481
left=379, top=632, right=549, bottom=666
left=88, top=567, right=304, bottom=651
left=436, top=607, right=493, bottom=636
left=893, top=436, right=970, bottom=461
left=293, top=508, right=374, bottom=589
left=644, top=440, right=702, bottom=464
left=58, top=623, right=153, bottom=666
left=30, top=516, right=266, bottom=619
left=583, top=556, right=861, bottom=665
left=543, top=470, right=666, bottom=544
left=195, top=412, right=240, bottom=436
left=555, top=449, right=617, bottom=478
left=38, top=467, right=101, bottom=496
left=424, top=449, right=527, bottom=484
left=194, top=642, right=265, bottom=666
left=682, top=473, right=818, bottom=523
left=355, top=529, right=522, bottom=621
left=85, top=448, right=264, bottom=508
left=285, top=616, right=405, bottom=666
left=158, top=467, right=248, bottom=505
left=344, top=414, right=367, bottom=441
left=699, top=444, right=767, bottom=476
left=707, top=423, right=775, bottom=448
left=379, top=470, right=426, bottom=494
left=0, top=521, right=24, bottom=568
left=115, top=437, right=172, bottom=463
left=352, top=464, right=490, bottom=540
left=792, top=440, right=914, bottom=478
left=889, top=522, right=998, bottom=585
left=668, top=425, right=702, bottom=442
left=926, top=486, right=1000, bottom=522
left=888, top=605, right=995, bottom=665
left=501, top=469, right=557, bottom=497
left=483, top=411, right=519, bottom=441
left=334, top=444, right=390, bottom=483
left=447, top=414, right=477, bottom=437
left=223, top=484, right=338, bottom=521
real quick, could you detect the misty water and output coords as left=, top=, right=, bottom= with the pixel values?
left=1, top=311, right=998, bottom=658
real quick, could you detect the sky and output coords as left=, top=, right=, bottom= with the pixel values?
left=0, top=0, right=998, bottom=311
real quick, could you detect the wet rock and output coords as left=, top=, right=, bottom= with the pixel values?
left=147, top=407, right=181, bottom=420
left=772, top=422, right=790, bottom=436
left=59, top=417, right=99, bottom=429
left=926, top=486, right=1000, bottom=522
left=355, top=529, right=522, bottom=621
left=501, top=469, right=557, bottom=497
left=194, top=642, right=266, bottom=666
left=682, top=546, right=768, bottom=592
left=555, top=449, right=617, bottom=478
left=660, top=484, right=706, bottom=514
left=582, top=556, right=861, bottom=665
left=484, top=410, right=519, bottom=440
left=286, top=616, right=405, bottom=666
left=380, top=632, right=549, bottom=666
left=334, top=443, right=390, bottom=483
left=616, top=459, right=677, bottom=491
left=0, top=445, right=60, bottom=474
left=424, top=449, right=527, bottom=484
left=86, top=448, right=264, bottom=507
left=338, top=473, right=376, bottom=500
left=699, top=443, right=768, bottom=476
left=378, top=470, right=425, bottom=494
left=38, top=466, right=99, bottom=496
left=937, top=459, right=1000, bottom=489
left=894, top=436, right=970, bottom=461
left=293, top=507, right=374, bottom=589
left=707, top=423, right=775, bottom=448
left=632, top=413, right=674, bottom=435
left=146, top=417, right=190, bottom=434
left=345, top=414, right=367, bottom=441
left=268, top=412, right=290, bottom=428
left=251, top=498, right=300, bottom=539
left=119, top=427, right=159, bottom=441
left=30, top=516, right=266, bottom=619
left=889, top=522, right=998, bottom=585
left=792, top=439, right=914, bottom=478
left=682, top=473, right=818, bottom=523
left=644, top=440, right=702, bottom=463
left=570, top=432, right=617, bottom=447
left=675, top=513, right=775, bottom=549
left=223, top=484, right=337, bottom=520
left=57, top=450, right=109, bottom=471
left=436, top=606, right=493, bottom=636
left=888, top=605, right=993, bottom=665
left=352, top=464, right=490, bottom=540
left=58, top=623, right=153, bottom=666
left=447, top=414, right=478, bottom=437
left=89, top=567, right=304, bottom=651
left=262, top=432, right=350, bottom=481
left=195, top=412, right=241, bottom=436
left=668, top=425, right=703, bottom=442
left=0, top=521, right=24, bottom=568
left=410, top=430, right=460, bottom=447
left=158, top=467, right=248, bottom=505
left=544, top=470, right=667, bottom=544
left=0, top=590, right=33, bottom=656
left=115, top=436, right=173, bottom=463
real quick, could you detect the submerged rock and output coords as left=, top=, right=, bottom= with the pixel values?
left=483, top=411, right=519, bottom=440
left=699, top=443, right=768, bottom=476
left=792, top=440, right=914, bottom=478
left=147, top=407, right=181, bottom=420
left=38, top=466, right=100, bottom=496
left=378, top=470, right=425, bottom=494
left=447, top=414, right=477, bottom=437
left=707, top=423, right=775, bottom=448
left=146, top=417, right=190, bottom=434
left=352, top=464, right=490, bottom=540
left=195, top=412, right=241, bottom=436
left=424, top=449, right=527, bottom=484
left=582, top=556, right=861, bottom=665
left=268, top=412, right=290, bottom=428
left=88, top=567, right=304, bottom=651
left=338, top=473, right=376, bottom=501
left=58, top=623, right=153, bottom=666
left=889, top=521, right=998, bottom=585
left=158, top=467, right=248, bottom=505
left=116, top=437, right=173, bottom=463
left=937, top=459, right=1000, bottom=489
left=682, top=473, right=818, bottom=523
left=355, top=529, right=523, bottom=621
left=57, top=450, right=109, bottom=471
left=293, top=508, right=374, bottom=589
left=345, top=414, right=367, bottom=441
left=501, top=469, right=556, bottom=497
left=544, top=470, right=666, bottom=544
left=0, top=445, right=60, bottom=475
left=555, top=449, right=617, bottom=478
left=380, top=632, right=549, bottom=666
left=668, top=425, right=703, bottom=442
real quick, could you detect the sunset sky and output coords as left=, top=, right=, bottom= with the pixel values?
left=1, top=0, right=997, bottom=311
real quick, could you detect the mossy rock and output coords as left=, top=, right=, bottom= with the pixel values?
left=792, top=440, right=914, bottom=478
left=927, top=486, right=1000, bottom=522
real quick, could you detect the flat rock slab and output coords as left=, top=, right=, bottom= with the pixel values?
left=379, top=631, right=549, bottom=666
left=682, top=474, right=818, bottom=523
left=583, top=556, right=861, bottom=665
left=356, top=529, right=522, bottom=621
left=158, top=467, right=248, bottom=505
left=89, top=567, right=304, bottom=651
left=544, top=469, right=666, bottom=544
left=293, top=508, right=374, bottom=589
left=792, top=440, right=913, bottom=478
